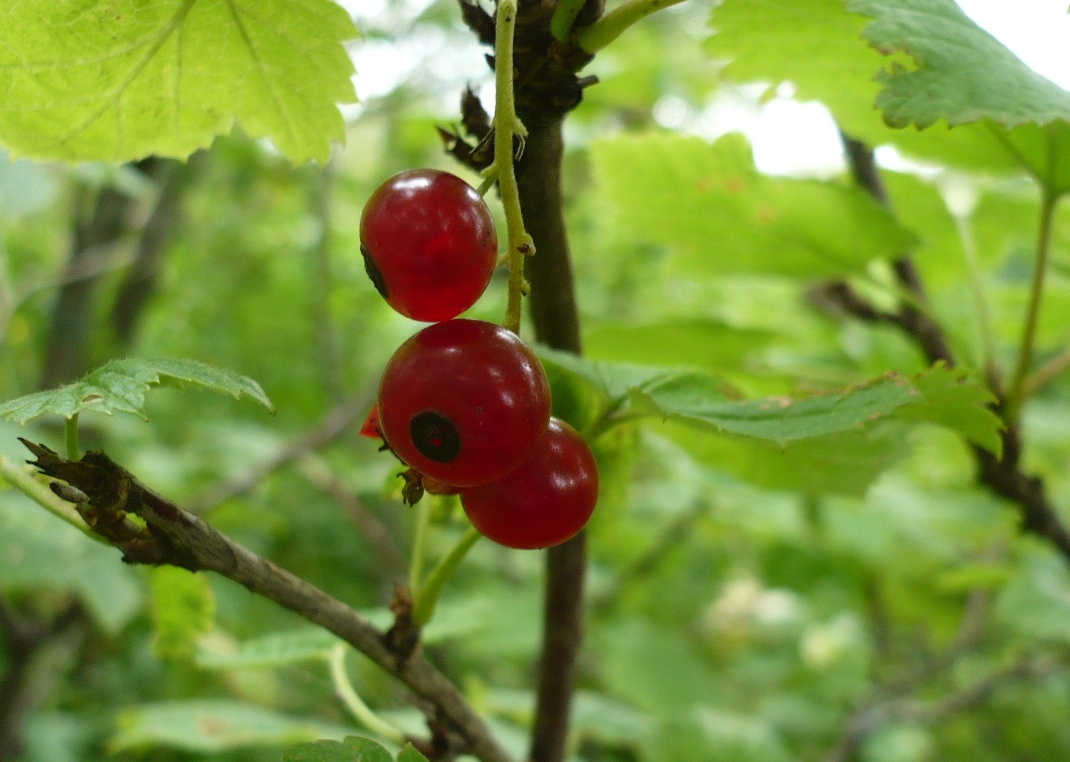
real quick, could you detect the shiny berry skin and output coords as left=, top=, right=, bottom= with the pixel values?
left=359, top=405, right=381, bottom=439
left=360, top=169, right=497, bottom=322
left=377, top=319, right=552, bottom=487
left=461, top=418, right=599, bottom=550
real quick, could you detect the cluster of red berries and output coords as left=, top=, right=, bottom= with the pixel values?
left=358, top=169, right=598, bottom=550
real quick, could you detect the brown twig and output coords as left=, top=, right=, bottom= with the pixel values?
left=516, top=105, right=586, bottom=762
left=20, top=441, right=514, bottom=762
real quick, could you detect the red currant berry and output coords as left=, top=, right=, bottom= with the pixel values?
left=360, top=169, right=497, bottom=322
left=359, top=405, right=381, bottom=439
left=460, top=418, right=598, bottom=550
left=377, top=319, right=552, bottom=487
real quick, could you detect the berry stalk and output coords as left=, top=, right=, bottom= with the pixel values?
left=492, top=0, right=534, bottom=334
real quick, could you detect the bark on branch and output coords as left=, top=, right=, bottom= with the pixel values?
left=517, top=117, right=587, bottom=762
left=831, top=135, right=1070, bottom=569
left=19, top=440, right=514, bottom=762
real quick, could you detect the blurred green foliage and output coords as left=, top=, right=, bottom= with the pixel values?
left=2, top=1, right=1070, bottom=762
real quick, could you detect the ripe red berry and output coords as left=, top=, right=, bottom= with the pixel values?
left=461, top=418, right=598, bottom=550
left=359, top=405, right=381, bottom=439
left=377, top=319, right=552, bottom=487
left=360, top=169, right=497, bottom=322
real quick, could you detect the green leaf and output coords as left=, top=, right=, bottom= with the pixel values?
left=997, top=121, right=1070, bottom=197
left=630, top=364, right=1001, bottom=452
left=572, top=691, right=652, bottom=747
left=599, top=619, right=722, bottom=712
left=0, top=357, right=275, bottom=424
left=995, top=550, right=1070, bottom=641
left=283, top=736, right=395, bottom=762
left=935, top=562, right=1014, bottom=593
left=536, top=345, right=678, bottom=434
left=706, top=0, right=1034, bottom=174
left=708, top=0, right=883, bottom=136
left=630, top=372, right=915, bottom=445
left=648, top=707, right=791, bottom=762
left=396, top=745, right=431, bottom=762
left=667, top=422, right=911, bottom=497
left=0, top=492, right=142, bottom=633
left=0, top=0, right=357, bottom=164
left=590, top=133, right=918, bottom=278
left=197, top=627, right=341, bottom=670
left=584, top=319, right=776, bottom=374
left=848, top=0, right=1070, bottom=129
left=537, top=346, right=674, bottom=405
left=894, top=363, right=1003, bottom=456
left=149, top=566, right=216, bottom=661
left=197, top=598, right=490, bottom=672
left=111, top=700, right=355, bottom=753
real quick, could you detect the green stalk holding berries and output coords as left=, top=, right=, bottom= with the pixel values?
left=491, top=0, right=535, bottom=334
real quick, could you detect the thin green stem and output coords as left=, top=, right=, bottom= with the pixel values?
left=64, top=414, right=80, bottom=461
left=412, top=526, right=481, bottom=627
left=0, top=454, right=103, bottom=543
left=550, top=0, right=588, bottom=42
left=493, top=0, right=534, bottom=334
left=1005, top=191, right=1061, bottom=423
left=408, top=499, right=432, bottom=597
left=327, top=645, right=408, bottom=746
left=576, top=0, right=689, bottom=54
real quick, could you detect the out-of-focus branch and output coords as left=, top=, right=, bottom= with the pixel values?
left=825, top=653, right=1057, bottom=762
left=831, top=134, right=1070, bottom=569
left=187, top=388, right=374, bottom=513
left=591, top=500, right=706, bottom=614
left=308, top=161, right=346, bottom=401
left=20, top=441, right=514, bottom=762
left=111, top=156, right=203, bottom=349
left=837, top=135, right=955, bottom=367
left=516, top=121, right=588, bottom=762
left=0, top=599, right=85, bottom=762
left=296, top=454, right=408, bottom=581
left=40, top=182, right=132, bottom=388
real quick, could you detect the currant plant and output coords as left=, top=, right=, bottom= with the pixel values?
left=2, top=1, right=1070, bottom=762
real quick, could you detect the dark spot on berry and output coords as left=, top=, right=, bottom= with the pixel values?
left=410, top=411, right=461, bottom=463
left=361, top=244, right=389, bottom=299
